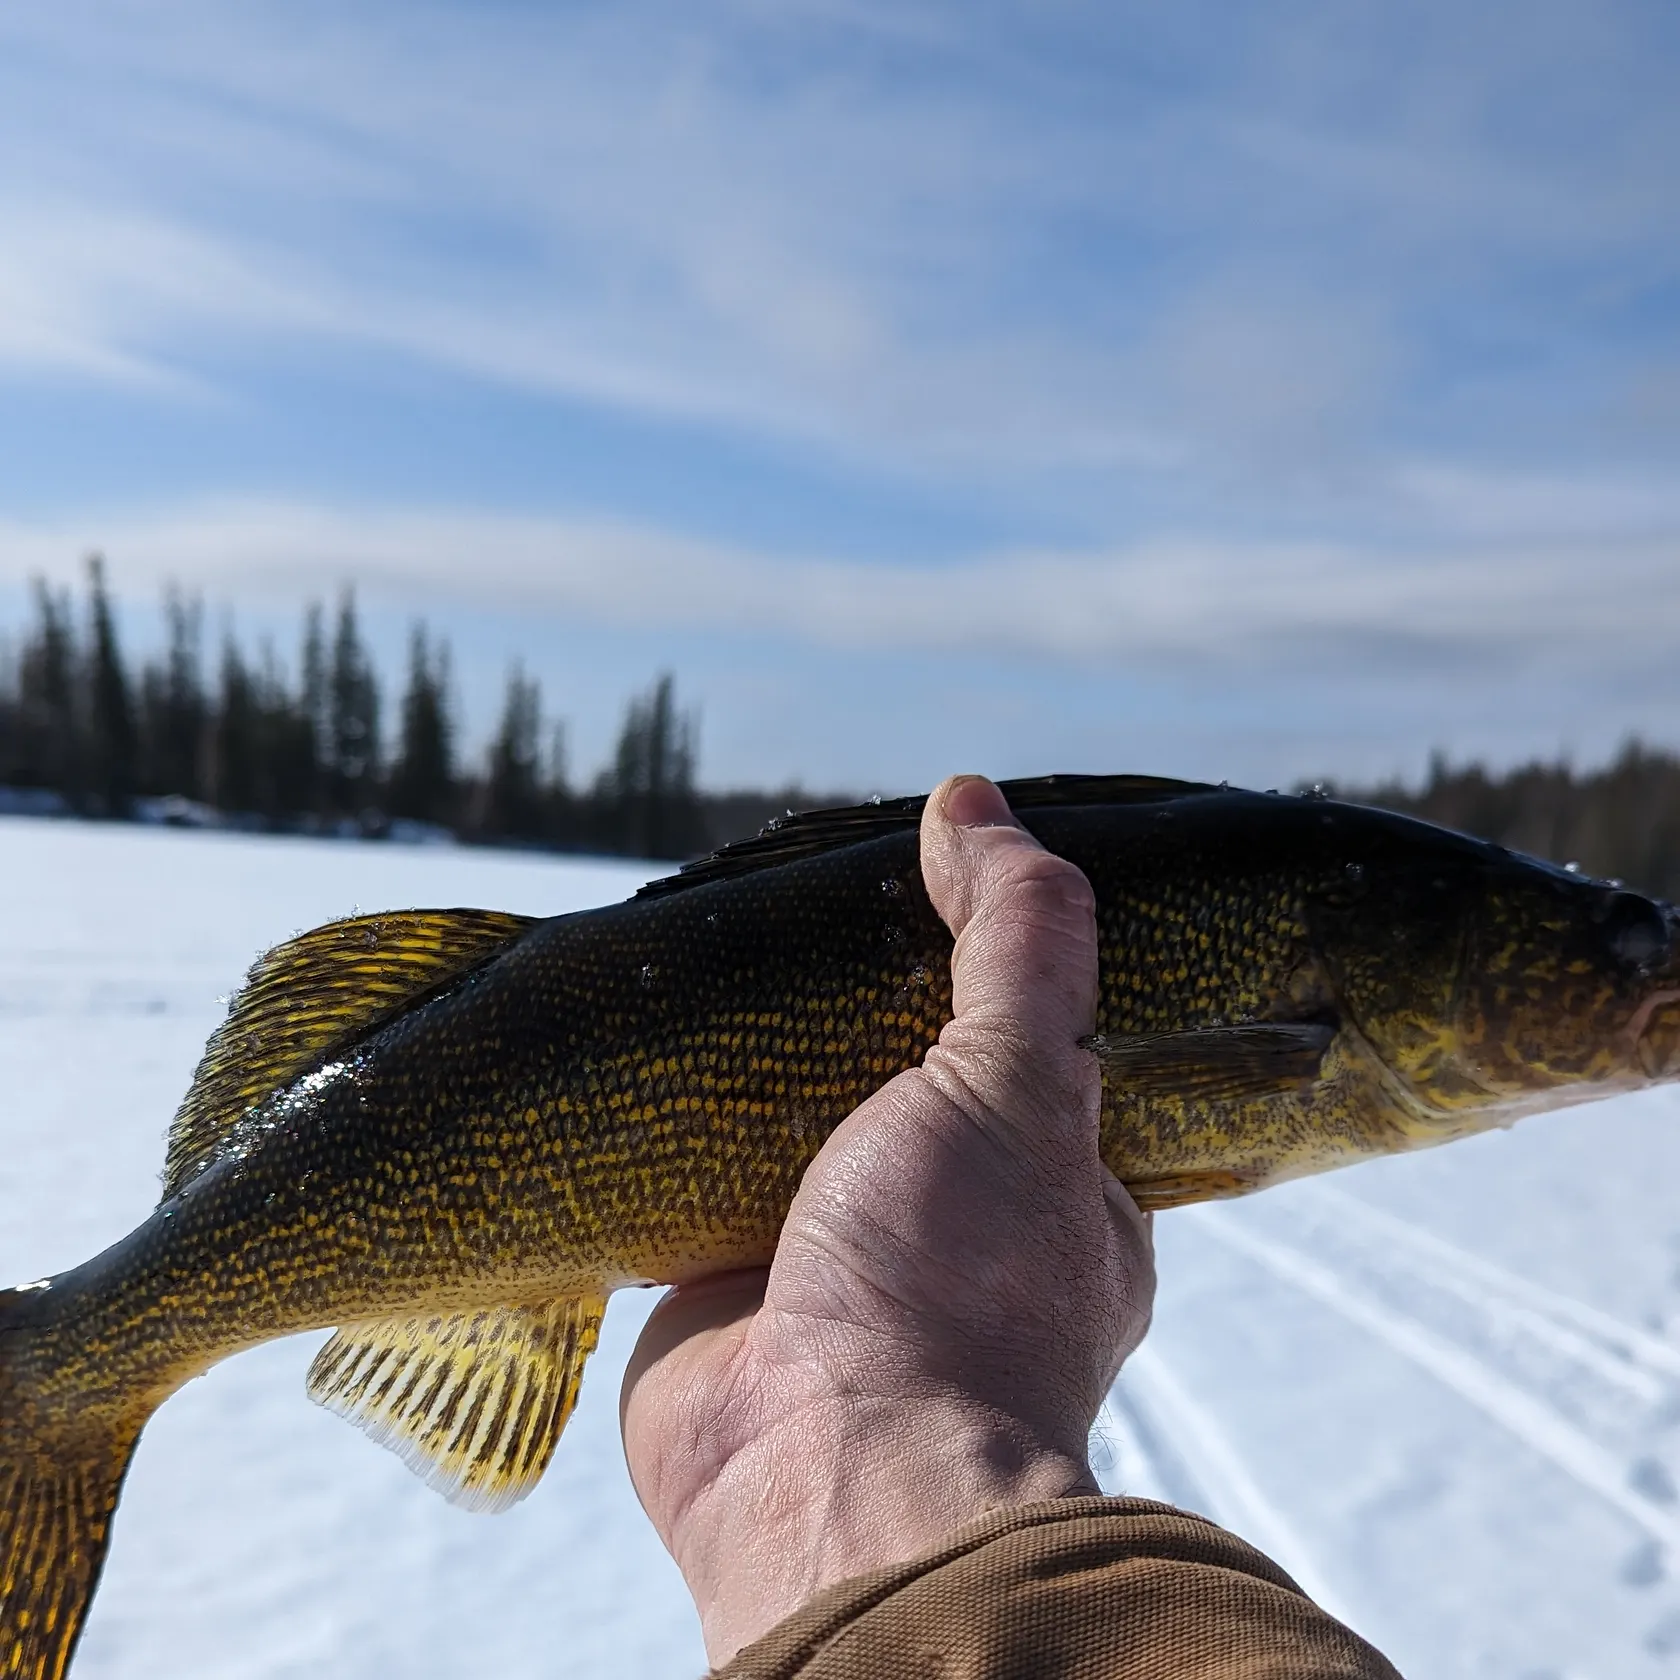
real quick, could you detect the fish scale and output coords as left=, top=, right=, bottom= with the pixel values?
left=3, top=773, right=1679, bottom=1679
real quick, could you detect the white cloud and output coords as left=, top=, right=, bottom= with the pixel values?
left=2, top=497, right=1674, bottom=681
left=1, top=0, right=1674, bottom=483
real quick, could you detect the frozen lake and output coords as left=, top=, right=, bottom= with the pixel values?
left=3, top=815, right=1678, bottom=1678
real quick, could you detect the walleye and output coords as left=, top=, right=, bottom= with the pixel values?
left=4, top=774, right=1679, bottom=1676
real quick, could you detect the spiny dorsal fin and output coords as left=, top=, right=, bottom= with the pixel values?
left=307, top=1297, right=607, bottom=1512
left=638, top=773, right=1224, bottom=899
left=163, top=909, right=538, bottom=1197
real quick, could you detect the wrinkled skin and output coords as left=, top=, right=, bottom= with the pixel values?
left=620, top=776, right=1155, bottom=1665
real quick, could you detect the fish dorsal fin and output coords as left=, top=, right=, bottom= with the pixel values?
left=307, top=1297, right=608, bottom=1512
left=163, top=909, right=538, bottom=1197
left=638, top=773, right=1223, bottom=899
left=1088, top=1020, right=1336, bottom=1104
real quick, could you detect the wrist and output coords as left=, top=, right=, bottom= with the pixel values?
left=671, top=1386, right=1096, bottom=1666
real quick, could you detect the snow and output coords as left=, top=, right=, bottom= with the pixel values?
left=5, top=816, right=1680, bottom=1678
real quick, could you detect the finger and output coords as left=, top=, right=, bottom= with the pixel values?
left=918, top=775, right=1100, bottom=1137
left=620, top=1268, right=770, bottom=1429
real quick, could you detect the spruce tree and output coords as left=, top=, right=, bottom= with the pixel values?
left=212, top=635, right=257, bottom=817
left=84, top=554, right=138, bottom=817
left=328, top=588, right=381, bottom=820
left=16, top=581, right=79, bottom=798
left=389, top=624, right=456, bottom=826
left=605, top=673, right=701, bottom=858
left=483, top=664, right=544, bottom=841
left=298, top=601, right=327, bottom=819
left=140, top=587, right=206, bottom=801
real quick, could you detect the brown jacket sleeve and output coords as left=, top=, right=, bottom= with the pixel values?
left=712, top=1496, right=1400, bottom=1680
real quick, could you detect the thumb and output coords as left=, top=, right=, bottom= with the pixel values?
left=917, top=775, right=1101, bottom=1150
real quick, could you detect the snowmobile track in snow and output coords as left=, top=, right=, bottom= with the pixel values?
left=1191, top=1209, right=1680, bottom=1555
left=1294, top=1183, right=1680, bottom=1394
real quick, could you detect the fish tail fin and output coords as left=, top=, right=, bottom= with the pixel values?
left=0, top=1287, right=145, bottom=1680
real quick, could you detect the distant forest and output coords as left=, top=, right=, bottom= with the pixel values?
left=2, top=556, right=1678, bottom=891
left=0, top=557, right=828, bottom=860
left=1331, top=745, right=1680, bottom=902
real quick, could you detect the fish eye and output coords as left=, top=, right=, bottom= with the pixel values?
left=1599, top=891, right=1671, bottom=973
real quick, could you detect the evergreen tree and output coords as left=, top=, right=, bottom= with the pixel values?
left=0, top=632, right=17, bottom=785
left=328, top=589, right=381, bottom=818
left=542, top=720, right=575, bottom=846
left=13, top=581, right=79, bottom=796
left=483, top=664, right=544, bottom=841
left=389, top=624, right=456, bottom=826
left=603, top=673, right=702, bottom=858
left=265, top=623, right=318, bottom=826
left=84, top=555, right=138, bottom=816
left=212, top=634, right=258, bottom=816
left=139, top=587, right=207, bottom=801
left=297, top=601, right=327, bottom=817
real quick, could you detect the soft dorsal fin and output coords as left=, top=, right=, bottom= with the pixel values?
left=638, top=773, right=1223, bottom=899
left=163, top=908, right=538, bottom=1197
left=307, top=1296, right=607, bottom=1512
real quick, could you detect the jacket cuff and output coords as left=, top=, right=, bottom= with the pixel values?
left=713, top=1495, right=1399, bottom=1679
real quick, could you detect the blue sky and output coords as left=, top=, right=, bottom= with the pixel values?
left=1, top=0, right=1677, bottom=792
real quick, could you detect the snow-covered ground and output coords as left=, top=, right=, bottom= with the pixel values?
left=4, top=816, right=1678, bottom=1678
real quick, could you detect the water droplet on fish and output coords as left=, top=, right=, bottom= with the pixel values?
left=640, top=963, right=657, bottom=987
left=1217, top=780, right=1230, bottom=791
left=1564, top=860, right=1582, bottom=874
left=1306, top=783, right=1328, bottom=800
left=1344, top=862, right=1365, bottom=884
left=881, top=877, right=904, bottom=899
left=867, top=794, right=882, bottom=806
left=363, top=928, right=379, bottom=948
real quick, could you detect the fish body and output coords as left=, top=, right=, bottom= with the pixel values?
left=4, top=774, right=1679, bottom=1677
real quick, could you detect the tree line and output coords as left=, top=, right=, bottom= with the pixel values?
left=0, top=556, right=728, bottom=858
left=4, top=556, right=1677, bottom=887
left=1333, top=742, right=1680, bottom=902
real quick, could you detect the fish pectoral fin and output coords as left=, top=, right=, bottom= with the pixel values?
left=163, top=907, right=538, bottom=1197
left=1086, top=1020, right=1336, bottom=1104
left=307, top=1295, right=607, bottom=1513
left=1126, top=1170, right=1258, bottom=1211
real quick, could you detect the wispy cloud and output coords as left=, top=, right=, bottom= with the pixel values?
left=0, top=3, right=1675, bottom=786
left=3, top=495, right=1674, bottom=681
left=2, top=1, right=1675, bottom=480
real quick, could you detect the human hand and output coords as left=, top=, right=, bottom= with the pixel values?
left=619, top=774, right=1157, bottom=1667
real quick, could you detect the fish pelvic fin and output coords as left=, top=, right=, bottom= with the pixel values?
left=306, top=1296, right=608, bottom=1514
left=0, top=1288, right=146, bottom=1680
left=164, top=908, right=539, bottom=1197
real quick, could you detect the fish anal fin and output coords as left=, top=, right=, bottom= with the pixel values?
left=163, top=908, right=538, bottom=1197
left=1088, top=1020, right=1336, bottom=1105
left=306, top=1297, right=607, bottom=1513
